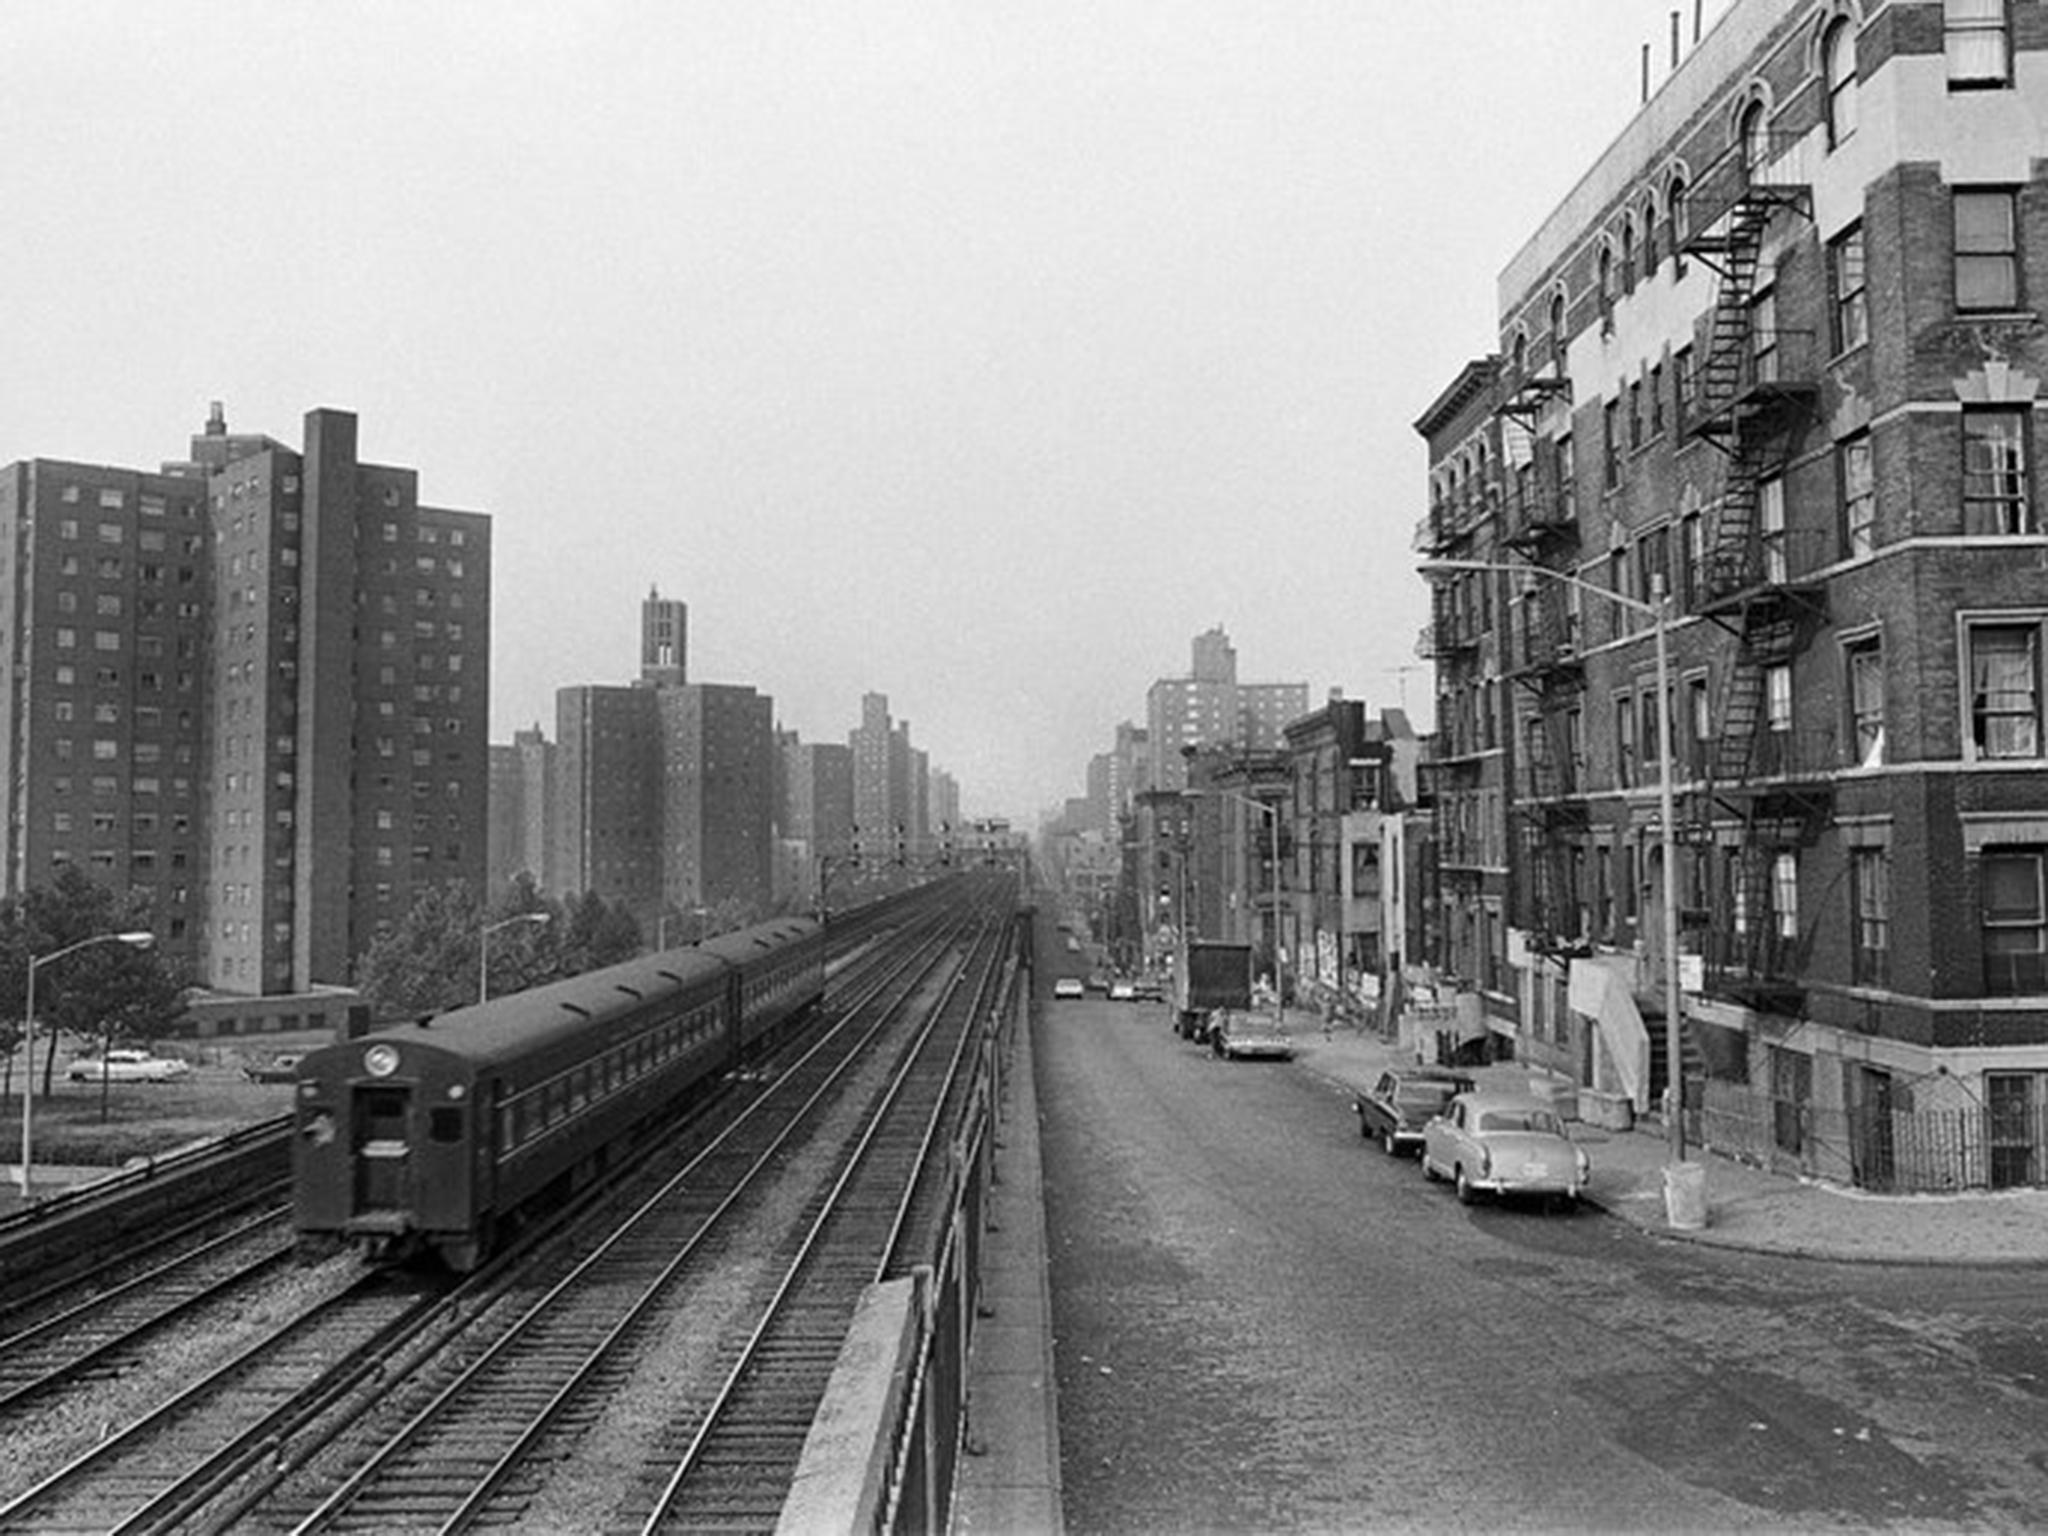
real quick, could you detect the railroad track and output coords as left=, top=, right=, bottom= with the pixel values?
left=270, top=898, right=997, bottom=1532
left=0, top=877, right=1012, bottom=1533
left=0, top=1205, right=297, bottom=1416
left=631, top=907, right=1012, bottom=1532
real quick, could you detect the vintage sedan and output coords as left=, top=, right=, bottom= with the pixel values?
left=244, top=1051, right=305, bottom=1084
left=1052, top=976, right=1086, bottom=1000
left=1420, top=1092, right=1589, bottom=1209
left=1209, top=1010, right=1295, bottom=1061
left=67, top=1047, right=191, bottom=1084
left=1354, top=1066, right=1476, bottom=1156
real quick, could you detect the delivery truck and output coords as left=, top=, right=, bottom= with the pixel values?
left=1171, top=940, right=1254, bottom=1041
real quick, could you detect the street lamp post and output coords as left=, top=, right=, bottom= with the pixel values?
left=1419, top=557, right=1686, bottom=1165
left=18, top=929, right=155, bottom=1200
left=479, top=912, right=552, bottom=1005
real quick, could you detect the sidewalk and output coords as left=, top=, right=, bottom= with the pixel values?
left=1291, top=1024, right=2048, bottom=1268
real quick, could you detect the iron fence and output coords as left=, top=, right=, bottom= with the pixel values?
left=1694, top=1077, right=2047, bottom=1193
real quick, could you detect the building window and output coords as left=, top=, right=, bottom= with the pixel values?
left=1947, top=0, right=2012, bottom=88
left=1760, top=475, right=1788, bottom=582
left=1615, top=694, right=1636, bottom=789
left=1956, top=189, right=2019, bottom=311
left=1847, top=636, right=1884, bottom=764
left=1830, top=225, right=1868, bottom=353
left=1963, top=409, right=2031, bottom=534
left=1603, top=400, right=1621, bottom=488
left=1687, top=676, right=1712, bottom=778
left=1548, top=291, right=1567, bottom=369
left=1740, top=100, right=1769, bottom=176
left=1598, top=245, right=1616, bottom=333
left=1628, top=380, right=1643, bottom=450
left=1823, top=17, right=1858, bottom=149
left=1968, top=621, right=2042, bottom=759
left=1983, top=849, right=2047, bottom=994
left=1772, top=851, right=1799, bottom=940
left=1674, top=346, right=1694, bottom=430
left=1851, top=847, right=1890, bottom=986
left=1765, top=662, right=1794, bottom=734
left=1649, top=363, right=1665, bottom=437
left=1840, top=435, right=1875, bottom=555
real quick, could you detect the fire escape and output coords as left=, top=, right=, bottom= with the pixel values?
left=1680, top=130, right=1828, bottom=1014
left=1495, top=375, right=1587, bottom=958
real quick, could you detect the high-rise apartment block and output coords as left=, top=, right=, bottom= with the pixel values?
left=1421, top=0, right=2048, bottom=1188
left=488, top=724, right=557, bottom=898
left=0, top=404, right=489, bottom=994
left=1145, top=626, right=1308, bottom=792
left=658, top=682, right=775, bottom=913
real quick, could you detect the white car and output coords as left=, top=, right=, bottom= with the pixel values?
left=1108, top=980, right=1137, bottom=1002
left=67, top=1047, right=191, bottom=1084
left=1052, top=977, right=1086, bottom=999
left=1421, top=1092, right=1589, bottom=1210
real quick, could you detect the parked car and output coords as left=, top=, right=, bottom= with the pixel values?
left=1209, top=1010, right=1295, bottom=1061
left=1052, top=976, right=1086, bottom=1000
left=1354, top=1066, right=1476, bottom=1156
left=1131, top=977, right=1164, bottom=1002
left=1421, top=1092, right=1589, bottom=1210
left=244, top=1052, right=304, bottom=1084
left=67, top=1047, right=191, bottom=1084
left=1108, top=979, right=1136, bottom=1002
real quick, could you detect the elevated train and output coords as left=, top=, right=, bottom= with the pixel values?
left=293, top=915, right=825, bottom=1270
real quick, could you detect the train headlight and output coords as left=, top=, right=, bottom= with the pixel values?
left=446, top=1083, right=465, bottom=1100
left=363, top=1043, right=401, bottom=1078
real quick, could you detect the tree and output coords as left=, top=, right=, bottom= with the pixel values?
left=353, top=881, right=646, bottom=1021
left=353, top=882, right=491, bottom=1020
left=0, top=866, right=187, bottom=1097
left=553, top=890, right=641, bottom=976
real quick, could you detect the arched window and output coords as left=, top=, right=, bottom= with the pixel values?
left=1598, top=245, right=1616, bottom=331
left=1740, top=100, right=1769, bottom=178
left=1620, top=216, right=1637, bottom=291
left=1549, top=291, right=1568, bottom=367
left=1642, top=196, right=1660, bottom=275
left=1668, top=174, right=1690, bottom=276
left=1824, top=17, right=1859, bottom=148
left=1512, top=329, right=1529, bottom=379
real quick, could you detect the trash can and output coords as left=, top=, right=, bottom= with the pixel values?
left=1663, top=1161, right=1709, bottom=1231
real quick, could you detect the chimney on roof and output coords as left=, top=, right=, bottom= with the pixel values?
left=205, top=400, right=226, bottom=437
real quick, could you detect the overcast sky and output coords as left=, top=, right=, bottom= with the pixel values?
left=5, top=0, right=1731, bottom=822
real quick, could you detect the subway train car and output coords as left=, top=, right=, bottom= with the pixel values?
left=293, top=915, right=824, bottom=1271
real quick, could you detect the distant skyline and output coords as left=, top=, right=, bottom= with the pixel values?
left=3, top=0, right=1734, bottom=821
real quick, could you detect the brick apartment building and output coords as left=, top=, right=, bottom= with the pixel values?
left=1419, top=0, right=2048, bottom=1189
left=0, top=403, right=489, bottom=996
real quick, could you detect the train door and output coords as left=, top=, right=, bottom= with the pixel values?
left=352, top=1084, right=412, bottom=1214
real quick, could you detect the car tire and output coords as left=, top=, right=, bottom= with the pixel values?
left=1454, top=1167, right=1478, bottom=1205
left=1381, top=1129, right=1400, bottom=1157
left=1421, top=1156, right=1442, bottom=1183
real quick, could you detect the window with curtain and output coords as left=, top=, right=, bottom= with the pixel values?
left=1946, top=0, right=2012, bottom=88
left=1824, top=18, right=1859, bottom=148
left=1848, top=637, right=1884, bottom=764
left=1773, top=851, right=1799, bottom=941
left=1956, top=189, right=2019, bottom=311
left=1970, top=622, right=2042, bottom=759
left=1963, top=409, right=2031, bottom=534
left=1982, top=849, right=2047, bottom=995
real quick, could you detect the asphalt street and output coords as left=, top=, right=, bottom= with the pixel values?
left=1036, top=993, right=2048, bottom=1534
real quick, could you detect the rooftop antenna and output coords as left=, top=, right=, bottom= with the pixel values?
left=1642, top=42, right=1651, bottom=104
left=1671, top=10, right=1681, bottom=69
